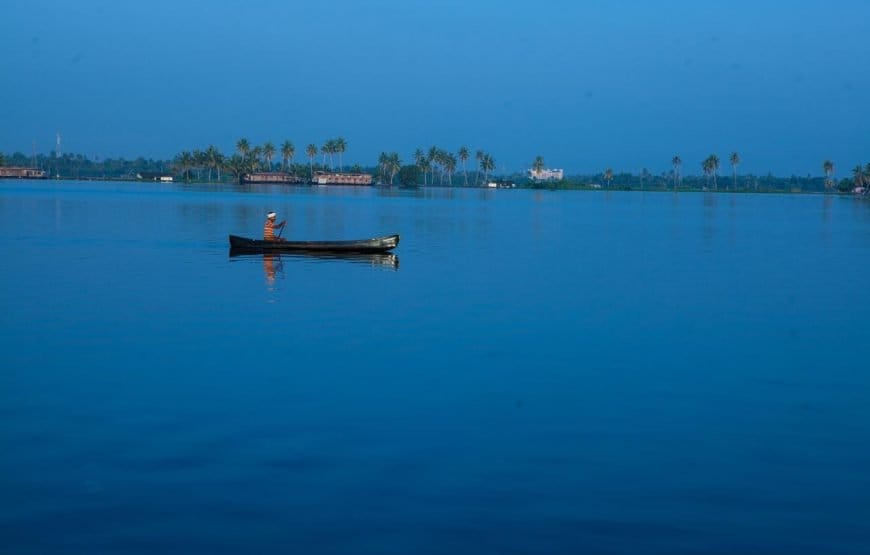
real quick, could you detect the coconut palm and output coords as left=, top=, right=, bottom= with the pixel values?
left=458, top=146, right=470, bottom=187
left=640, top=168, right=650, bottom=189
left=703, top=154, right=720, bottom=189
left=248, top=146, right=262, bottom=172
left=304, top=144, right=316, bottom=177
left=174, top=150, right=193, bottom=181
left=532, top=155, right=545, bottom=177
left=388, top=152, right=401, bottom=185
left=427, top=146, right=439, bottom=185
left=320, top=141, right=334, bottom=169
left=414, top=149, right=426, bottom=185
left=192, top=149, right=206, bottom=181
left=419, top=157, right=430, bottom=186
left=205, top=145, right=222, bottom=182
left=604, top=168, right=613, bottom=188
left=822, top=160, right=834, bottom=190
left=262, top=141, right=275, bottom=172
left=223, top=155, right=248, bottom=183
left=281, top=141, right=295, bottom=172
left=729, top=152, right=740, bottom=190
left=672, top=155, right=682, bottom=189
left=853, top=165, right=865, bottom=190
left=444, top=153, right=457, bottom=186
left=475, top=149, right=484, bottom=186
left=702, top=158, right=712, bottom=188
left=335, top=137, right=347, bottom=171
left=481, top=154, right=495, bottom=185
left=236, top=138, right=250, bottom=159
left=378, top=152, right=389, bottom=183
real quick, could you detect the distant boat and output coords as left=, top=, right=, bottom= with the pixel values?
left=241, top=172, right=304, bottom=184
left=228, top=234, right=399, bottom=253
left=0, top=167, right=46, bottom=179
left=311, top=171, right=373, bottom=185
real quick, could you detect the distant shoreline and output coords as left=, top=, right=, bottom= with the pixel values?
left=2, top=174, right=867, bottom=197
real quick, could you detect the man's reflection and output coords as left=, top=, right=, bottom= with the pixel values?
left=263, top=254, right=283, bottom=286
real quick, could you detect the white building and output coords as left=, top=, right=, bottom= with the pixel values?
left=529, top=168, right=564, bottom=181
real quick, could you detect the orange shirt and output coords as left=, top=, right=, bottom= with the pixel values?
left=263, top=219, right=276, bottom=240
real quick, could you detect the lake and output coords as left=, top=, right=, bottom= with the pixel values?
left=1, top=180, right=869, bottom=554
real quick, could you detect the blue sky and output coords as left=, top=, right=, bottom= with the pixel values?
left=2, top=0, right=868, bottom=176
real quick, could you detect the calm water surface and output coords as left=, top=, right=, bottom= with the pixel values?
left=1, top=180, right=869, bottom=554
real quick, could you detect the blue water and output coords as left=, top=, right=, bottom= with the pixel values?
left=1, top=180, right=869, bottom=554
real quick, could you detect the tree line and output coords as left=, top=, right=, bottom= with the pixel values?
left=374, top=146, right=496, bottom=186
left=2, top=147, right=868, bottom=194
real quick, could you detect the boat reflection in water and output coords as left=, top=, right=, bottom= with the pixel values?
left=229, top=249, right=399, bottom=279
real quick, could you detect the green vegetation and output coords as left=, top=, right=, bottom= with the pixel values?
left=1, top=143, right=868, bottom=196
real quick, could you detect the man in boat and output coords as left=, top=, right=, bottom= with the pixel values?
left=263, top=211, right=286, bottom=242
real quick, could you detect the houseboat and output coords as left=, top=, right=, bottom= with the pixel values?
left=311, top=171, right=373, bottom=186
left=241, top=172, right=304, bottom=184
left=0, top=167, right=46, bottom=179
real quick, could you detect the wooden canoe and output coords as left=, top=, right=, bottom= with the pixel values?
left=228, top=234, right=399, bottom=253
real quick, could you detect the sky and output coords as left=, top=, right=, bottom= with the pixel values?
left=2, top=0, right=868, bottom=176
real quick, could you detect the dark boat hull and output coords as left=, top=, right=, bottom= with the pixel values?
left=228, top=234, right=399, bottom=253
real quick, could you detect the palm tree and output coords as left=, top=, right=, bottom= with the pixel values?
left=0, top=152, right=5, bottom=166
left=703, top=154, right=720, bottom=189
left=335, top=137, right=347, bottom=171
left=604, top=168, right=613, bottom=188
left=306, top=144, right=317, bottom=177
left=444, top=153, right=457, bottom=186
left=205, top=145, right=221, bottom=182
left=672, top=155, right=682, bottom=189
left=281, top=141, right=295, bottom=172
left=414, top=149, right=426, bottom=185
left=427, top=146, right=439, bottom=185
left=250, top=146, right=263, bottom=172
left=729, top=152, right=740, bottom=190
left=419, top=157, right=430, bottom=186
left=474, top=149, right=485, bottom=186
left=640, top=168, right=650, bottom=189
left=458, top=146, right=470, bottom=187
left=262, top=141, right=275, bottom=172
left=853, top=165, right=865, bottom=190
left=321, top=142, right=330, bottom=169
left=822, top=160, right=834, bottom=190
left=702, top=158, right=712, bottom=188
left=532, top=155, right=545, bottom=178
left=223, top=155, right=248, bottom=183
left=481, top=154, right=495, bottom=185
left=174, top=150, right=193, bottom=181
left=193, top=149, right=206, bottom=181
left=387, top=152, right=401, bottom=185
left=236, top=138, right=250, bottom=159
left=378, top=152, right=389, bottom=183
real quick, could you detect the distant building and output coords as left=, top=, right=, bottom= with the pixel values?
left=0, top=166, right=46, bottom=179
left=528, top=168, right=564, bottom=181
left=312, top=171, right=373, bottom=185
left=136, top=172, right=173, bottom=182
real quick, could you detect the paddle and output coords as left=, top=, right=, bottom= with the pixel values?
left=276, top=220, right=286, bottom=239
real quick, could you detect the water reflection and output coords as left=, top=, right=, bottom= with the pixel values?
left=228, top=249, right=399, bottom=273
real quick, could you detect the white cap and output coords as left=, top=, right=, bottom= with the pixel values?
left=267, top=212, right=277, bottom=219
